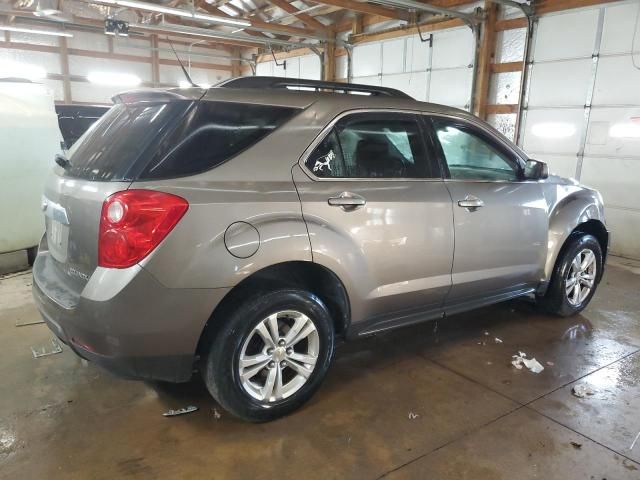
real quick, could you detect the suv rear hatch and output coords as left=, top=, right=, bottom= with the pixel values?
left=38, top=92, right=196, bottom=306
left=36, top=89, right=301, bottom=307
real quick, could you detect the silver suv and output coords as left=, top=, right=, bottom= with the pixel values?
left=33, top=77, right=608, bottom=422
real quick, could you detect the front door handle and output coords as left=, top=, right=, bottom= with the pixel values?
left=457, top=196, right=484, bottom=211
left=328, top=192, right=366, bottom=211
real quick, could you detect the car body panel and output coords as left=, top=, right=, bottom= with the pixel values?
left=292, top=165, right=454, bottom=330
left=443, top=180, right=548, bottom=302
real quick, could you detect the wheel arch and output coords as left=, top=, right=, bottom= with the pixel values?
left=195, top=261, right=351, bottom=357
left=541, top=186, right=607, bottom=289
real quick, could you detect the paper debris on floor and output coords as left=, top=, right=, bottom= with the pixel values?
left=495, top=337, right=503, bottom=343
left=511, top=351, right=544, bottom=373
left=163, top=405, right=198, bottom=417
left=408, top=412, right=420, bottom=420
left=212, top=408, right=222, bottom=420
left=572, top=384, right=595, bottom=398
left=31, top=338, right=63, bottom=358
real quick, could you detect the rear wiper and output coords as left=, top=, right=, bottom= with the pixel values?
left=55, top=153, right=70, bottom=170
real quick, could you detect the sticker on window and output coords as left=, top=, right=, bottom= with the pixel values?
left=313, top=149, right=335, bottom=174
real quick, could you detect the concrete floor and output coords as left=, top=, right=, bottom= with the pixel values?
left=1, top=258, right=639, bottom=479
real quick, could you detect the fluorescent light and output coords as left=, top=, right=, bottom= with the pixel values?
left=178, top=80, right=192, bottom=88
left=197, top=83, right=211, bottom=89
left=0, top=60, right=46, bottom=81
left=609, top=122, right=640, bottom=139
left=95, top=0, right=250, bottom=27
left=531, top=122, right=576, bottom=139
left=87, top=72, right=141, bottom=86
left=0, top=25, right=73, bottom=37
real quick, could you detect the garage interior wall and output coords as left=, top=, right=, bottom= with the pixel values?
left=2, top=0, right=638, bottom=259
left=0, top=29, right=233, bottom=104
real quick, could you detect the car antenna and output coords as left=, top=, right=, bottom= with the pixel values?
left=167, top=37, right=197, bottom=87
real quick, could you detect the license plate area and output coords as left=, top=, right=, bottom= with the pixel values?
left=44, top=197, right=70, bottom=263
left=47, top=218, right=69, bottom=263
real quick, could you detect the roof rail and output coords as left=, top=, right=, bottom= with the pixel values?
left=216, top=76, right=412, bottom=99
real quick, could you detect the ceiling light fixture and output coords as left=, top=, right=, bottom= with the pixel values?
left=0, top=25, right=73, bottom=37
left=95, top=0, right=251, bottom=27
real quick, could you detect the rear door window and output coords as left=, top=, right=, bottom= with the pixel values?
left=305, top=112, right=435, bottom=179
left=138, top=101, right=300, bottom=179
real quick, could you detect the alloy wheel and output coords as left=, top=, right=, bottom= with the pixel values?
left=238, top=310, right=319, bottom=403
left=565, top=248, right=597, bottom=306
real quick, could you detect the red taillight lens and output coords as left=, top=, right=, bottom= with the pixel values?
left=98, top=190, right=189, bottom=268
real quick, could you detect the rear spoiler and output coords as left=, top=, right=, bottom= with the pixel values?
left=111, top=88, right=206, bottom=105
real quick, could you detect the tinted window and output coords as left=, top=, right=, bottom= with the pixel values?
left=306, top=113, right=432, bottom=179
left=66, top=102, right=188, bottom=181
left=433, top=121, right=519, bottom=181
left=57, top=106, right=109, bottom=149
left=139, top=101, right=299, bottom=179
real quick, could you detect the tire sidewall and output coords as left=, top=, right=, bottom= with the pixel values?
left=204, top=289, right=335, bottom=422
left=553, top=234, right=603, bottom=315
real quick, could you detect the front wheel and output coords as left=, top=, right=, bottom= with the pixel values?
left=537, top=233, right=603, bottom=316
left=202, top=289, right=335, bottom=422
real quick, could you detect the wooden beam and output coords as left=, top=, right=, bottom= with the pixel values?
left=475, top=1, right=497, bottom=119
left=266, top=0, right=327, bottom=31
left=350, top=17, right=464, bottom=44
left=490, top=61, right=523, bottom=73
left=486, top=104, right=518, bottom=114
left=536, top=0, right=619, bottom=15
left=495, top=17, right=527, bottom=31
left=257, top=47, right=317, bottom=62
left=0, top=41, right=233, bottom=71
left=312, top=0, right=409, bottom=21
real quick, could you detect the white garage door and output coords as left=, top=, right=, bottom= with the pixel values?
left=350, top=27, right=475, bottom=110
left=519, top=2, right=640, bottom=259
left=255, top=53, right=322, bottom=80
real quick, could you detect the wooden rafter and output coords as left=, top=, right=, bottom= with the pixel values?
left=311, top=0, right=409, bottom=21
left=265, top=0, right=327, bottom=31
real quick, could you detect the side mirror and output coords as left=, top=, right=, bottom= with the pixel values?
left=524, top=159, right=549, bottom=180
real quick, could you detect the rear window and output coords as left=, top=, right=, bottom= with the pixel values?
left=66, top=101, right=189, bottom=181
left=137, top=101, right=299, bottom=179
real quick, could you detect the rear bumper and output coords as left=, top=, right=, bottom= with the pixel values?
left=32, top=251, right=229, bottom=382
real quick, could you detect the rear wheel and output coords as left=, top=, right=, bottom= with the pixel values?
left=202, top=289, right=335, bottom=422
left=538, top=233, right=603, bottom=316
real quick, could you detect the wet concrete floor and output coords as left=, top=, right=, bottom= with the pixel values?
left=1, top=257, right=639, bottom=479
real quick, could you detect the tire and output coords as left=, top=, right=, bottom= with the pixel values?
left=202, top=289, right=335, bottom=422
left=538, top=233, right=603, bottom=317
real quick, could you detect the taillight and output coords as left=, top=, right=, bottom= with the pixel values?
left=98, top=190, right=188, bottom=268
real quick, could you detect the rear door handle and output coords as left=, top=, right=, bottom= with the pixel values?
left=328, top=192, right=366, bottom=211
left=457, top=196, right=484, bottom=210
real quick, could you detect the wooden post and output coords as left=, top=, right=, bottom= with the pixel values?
left=323, top=30, right=336, bottom=82
left=474, top=1, right=498, bottom=119
left=59, top=36, right=72, bottom=103
left=231, top=47, right=242, bottom=77
left=151, top=35, right=160, bottom=86
left=352, top=14, right=363, bottom=36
